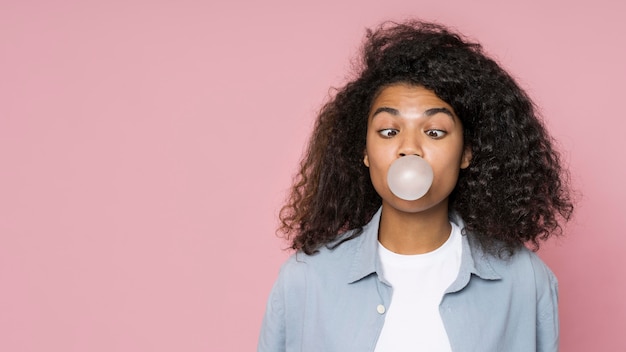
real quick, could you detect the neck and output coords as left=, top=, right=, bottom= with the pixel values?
left=378, top=201, right=451, bottom=255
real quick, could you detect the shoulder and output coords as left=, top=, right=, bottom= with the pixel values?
left=277, top=229, right=363, bottom=283
left=462, top=232, right=557, bottom=300
left=470, top=236, right=558, bottom=297
left=501, top=246, right=557, bottom=288
left=446, top=236, right=560, bottom=351
left=259, top=235, right=361, bottom=352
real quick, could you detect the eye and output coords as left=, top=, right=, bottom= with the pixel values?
left=378, top=129, right=399, bottom=138
left=425, top=129, right=446, bottom=139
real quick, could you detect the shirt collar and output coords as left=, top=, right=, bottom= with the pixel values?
left=346, top=207, right=383, bottom=284
left=449, top=212, right=501, bottom=283
left=446, top=223, right=502, bottom=293
left=345, top=207, right=502, bottom=286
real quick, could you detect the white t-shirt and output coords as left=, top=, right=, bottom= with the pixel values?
left=374, top=222, right=463, bottom=352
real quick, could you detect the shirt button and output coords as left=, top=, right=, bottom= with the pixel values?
left=377, top=304, right=386, bottom=314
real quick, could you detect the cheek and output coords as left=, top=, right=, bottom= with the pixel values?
left=364, top=150, right=385, bottom=182
left=368, top=156, right=387, bottom=184
left=366, top=147, right=392, bottom=174
left=368, top=168, right=390, bottom=199
left=366, top=152, right=397, bottom=198
left=432, top=168, right=460, bottom=187
left=429, top=158, right=463, bottom=191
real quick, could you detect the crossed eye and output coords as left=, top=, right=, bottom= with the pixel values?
left=378, top=129, right=399, bottom=137
left=425, top=129, right=446, bottom=138
left=378, top=129, right=446, bottom=138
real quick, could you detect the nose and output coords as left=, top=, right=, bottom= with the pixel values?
left=398, top=132, right=422, bottom=157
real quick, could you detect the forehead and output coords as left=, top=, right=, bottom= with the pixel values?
left=369, top=84, right=456, bottom=117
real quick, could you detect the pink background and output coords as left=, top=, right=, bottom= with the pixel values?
left=1, top=0, right=624, bottom=351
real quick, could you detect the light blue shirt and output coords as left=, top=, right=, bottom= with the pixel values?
left=258, top=208, right=559, bottom=352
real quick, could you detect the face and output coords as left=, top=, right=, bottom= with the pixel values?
left=364, top=84, right=471, bottom=214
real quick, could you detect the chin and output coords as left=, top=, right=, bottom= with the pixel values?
left=382, top=194, right=447, bottom=215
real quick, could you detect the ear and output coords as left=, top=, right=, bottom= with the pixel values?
left=460, top=145, right=472, bottom=169
left=363, top=151, right=370, bottom=167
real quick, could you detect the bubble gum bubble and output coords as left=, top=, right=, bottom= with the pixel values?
left=387, top=155, right=434, bottom=201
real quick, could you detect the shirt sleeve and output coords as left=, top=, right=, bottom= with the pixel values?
left=532, top=255, right=560, bottom=352
left=257, top=269, right=287, bottom=352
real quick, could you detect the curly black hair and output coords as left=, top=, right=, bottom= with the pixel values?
left=279, top=20, right=573, bottom=256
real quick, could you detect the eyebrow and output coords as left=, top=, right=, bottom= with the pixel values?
left=371, top=106, right=456, bottom=120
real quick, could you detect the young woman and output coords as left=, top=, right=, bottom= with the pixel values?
left=258, top=20, right=573, bottom=352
